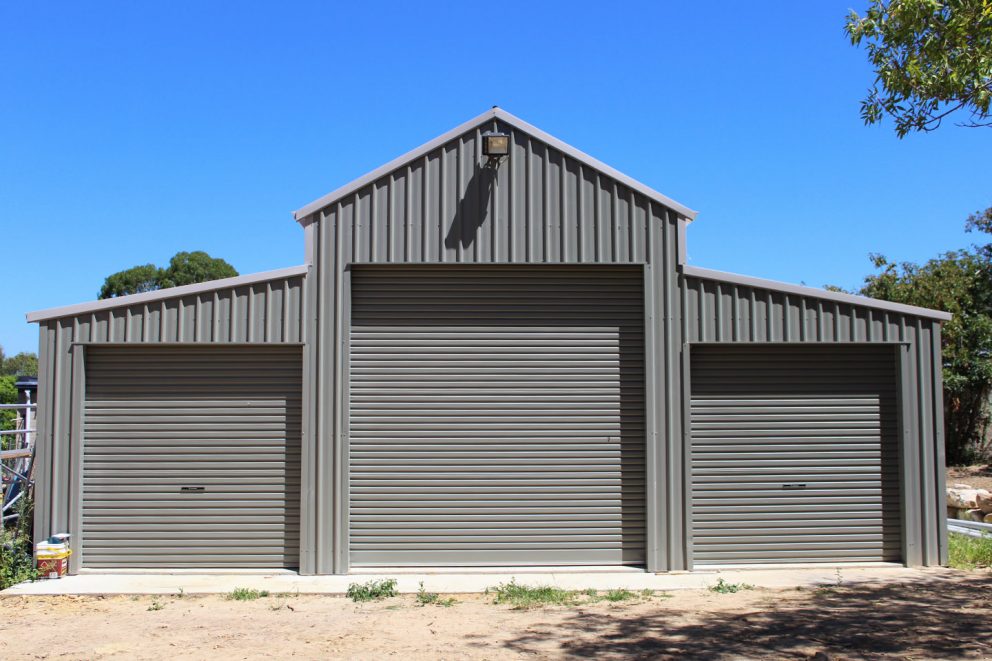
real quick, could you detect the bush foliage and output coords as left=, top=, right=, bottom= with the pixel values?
left=857, top=211, right=992, bottom=463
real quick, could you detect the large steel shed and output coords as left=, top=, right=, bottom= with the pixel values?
left=27, top=108, right=951, bottom=575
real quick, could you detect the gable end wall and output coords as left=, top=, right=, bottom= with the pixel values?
left=300, top=118, right=691, bottom=573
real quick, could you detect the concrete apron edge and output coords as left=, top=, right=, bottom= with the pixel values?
left=1, top=566, right=943, bottom=596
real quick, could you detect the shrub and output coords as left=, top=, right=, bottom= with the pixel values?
left=709, top=578, right=753, bottom=594
left=1, top=479, right=36, bottom=590
left=346, top=578, right=398, bottom=602
left=0, top=526, right=37, bottom=590
left=416, top=581, right=455, bottom=607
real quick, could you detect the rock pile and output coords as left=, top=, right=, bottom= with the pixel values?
left=947, top=483, right=992, bottom=523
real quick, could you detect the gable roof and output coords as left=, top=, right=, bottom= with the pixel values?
left=293, top=107, right=698, bottom=222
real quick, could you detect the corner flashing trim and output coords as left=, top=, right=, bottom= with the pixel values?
left=292, top=107, right=698, bottom=223
left=682, top=265, right=952, bottom=322
left=26, top=265, right=308, bottom=323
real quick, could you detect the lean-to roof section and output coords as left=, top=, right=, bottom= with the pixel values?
left=683, top=265, right=951, bottom=323
left=26, top=265, right=307, bottom=323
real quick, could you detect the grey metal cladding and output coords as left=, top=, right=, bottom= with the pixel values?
left=683, top=273, right=941, bottom=344
left=690, top=345, right=901, bottom=565
left=26, top=266, right=309, bottom=324
left=294, top=108, right=697, bottom=223
left=682, top=265, right=951, bottom=322
left=79, top=276, right=305, bottom=344
left=682, top=274, right=947, bottom=567
left=31, top=271, right=306, bottom=550
left=80, top=346, right=302, bottom=569
left=348, top=266, right=646, bottom=567
left=304, top=124, right=687, bottom=573
left=303, top=119, right=673, bottom=265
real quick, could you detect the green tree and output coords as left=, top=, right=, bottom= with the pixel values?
left=97, top=252, right=239, bottom=299
left=0, top=346, right=38, bottom=379
left=0, top=345, right=36, bottom=437
left=98, top=263, right=161, bottom=299
left=845, top=0, right=992, bottom=137
left=0, top=375, right=16, bottom=437
left=1, top=352, right=38, bottom=378
left=858, top=211, right=992, bottom=463
left=158, top=251, right=238, bottom=288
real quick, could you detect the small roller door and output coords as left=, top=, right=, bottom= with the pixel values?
left=690, top=345, right=901, bottom=565
left=81, top=346, right=302, bottom=569
left=349, top=266, right=645, bottom=567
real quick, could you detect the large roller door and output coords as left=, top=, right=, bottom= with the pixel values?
left=349, top=266, right=645, bottom=566
left=690, top=345, right=901, bottom=565
left=81, top=346, right=302, bottom=569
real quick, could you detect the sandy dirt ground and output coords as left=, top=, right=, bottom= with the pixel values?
left=2, top=570, right=991, bottom=660
left=948, top=465, right=992, bottom=492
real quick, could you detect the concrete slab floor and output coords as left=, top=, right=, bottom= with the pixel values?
left=0, top=566, right=952, bottom=597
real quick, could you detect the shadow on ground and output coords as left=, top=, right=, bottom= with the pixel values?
left=499, top=572, right=992, bottom=660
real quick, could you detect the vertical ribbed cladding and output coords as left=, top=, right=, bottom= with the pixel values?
left=643, top=205, right=686, bottom=571
left=300, top=117, right=688, bottom=573
left=681, top=274, right=947, bottom=567
left=308, top=119, right=651, bottom=266
left=30, top=273, right=306, bottom=550
left=34, top=318, right=75, bottom=547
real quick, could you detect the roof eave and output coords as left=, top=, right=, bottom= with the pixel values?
left=292, top=107, right=698, bottom=223
left=26, top=265, right=309, bottom=324
left=682, top=265, right=952, bottom=322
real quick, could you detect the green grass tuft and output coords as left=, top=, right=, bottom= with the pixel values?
left=486, top=580, right=578, bottom=609
left=709, top=578, right=753, bottom=594
left=346, top=578, right=398, bottom=602
left=602, top=588, right=639, bottom=602
left=949, top=532, right=992, bottom=569
left=227, top=587, right=270, bottom=601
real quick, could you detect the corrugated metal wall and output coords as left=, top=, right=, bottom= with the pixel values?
left=683, top=274, right=947, bottom=567
left=33, top=272, right=306, bottom=554
left=32, top=113, right=949, bottom=574
left=301, top=117, right=688, bottom=573
left=299, top=119, right=654, bottom=265
left=348, top=266, right=645, bottom=567
left=81, top=346, right=302, bottom=569
left=690, top=345, right=902, bottom=565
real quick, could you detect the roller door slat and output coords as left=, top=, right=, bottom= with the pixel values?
left=349, top=267, right=645, bottom=567
left=690, top=345, right=901, bottom=566
left=82, top=346, right=302, bottom=570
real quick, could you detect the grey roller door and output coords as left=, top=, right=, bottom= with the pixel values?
left=81, top=346, right=302, bottom=569
left=690, top=345, right=901, bottom=565
left=349, top=266, right=645, bottom=567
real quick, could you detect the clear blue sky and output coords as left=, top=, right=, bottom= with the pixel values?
left=1, top=2, right=989, bottom=356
